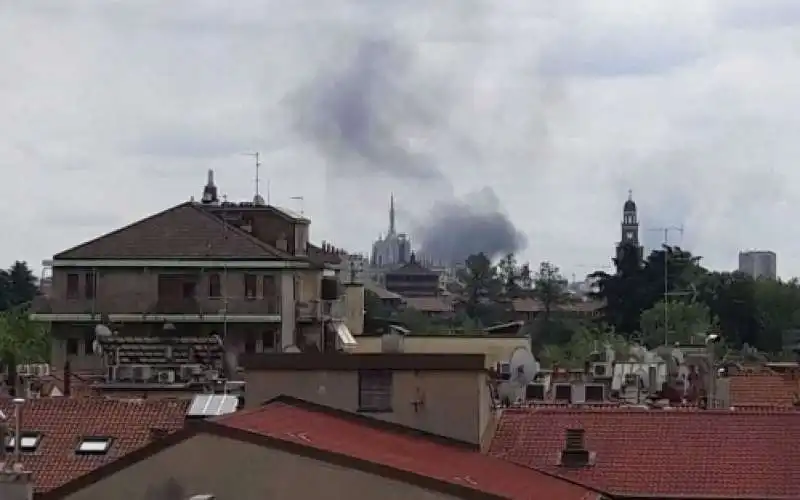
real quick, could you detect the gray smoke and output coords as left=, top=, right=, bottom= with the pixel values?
left=293, top=36, right=449, bottom=181
left=415, top=187, right=527, bottom=264
left=291, top=26, right=535, bottom=263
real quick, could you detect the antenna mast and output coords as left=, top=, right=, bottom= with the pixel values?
left=243, top=152, right=265, bottom=204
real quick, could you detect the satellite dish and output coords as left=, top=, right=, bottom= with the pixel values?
left=508, top=347, right=539, bottom=387
left=95, top=324, right=113, bottom=337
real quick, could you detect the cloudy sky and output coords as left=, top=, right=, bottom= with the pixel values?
left=2, top=1, right=800, bottom=279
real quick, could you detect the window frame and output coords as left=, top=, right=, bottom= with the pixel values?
left=244, top=274, right=257, bottom=299
left=357, top=370, right=393, bottom=413
left=66, top=273, right=80, bottom=299
left=84, top=271, right=96, bottom=299
left=208, top=273, right=222, bottom=298
left=75, top=436, right=113, bottom=455
left=5, top=432, right=42, bottom=452
left=66, top=338, right=79, bottom=356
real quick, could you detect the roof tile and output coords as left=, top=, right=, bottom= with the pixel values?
left=0, top=397, right=188, bottom=492
left=218, top=400, right=600, bottom=500
left=54, top=202, right=291, bottom=260
left=729, top=373, right=798, bottom=407
left=489, top=407, right=800, bottom=499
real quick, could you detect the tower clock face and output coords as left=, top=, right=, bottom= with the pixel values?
left=625, top=231, right=634, bottom=240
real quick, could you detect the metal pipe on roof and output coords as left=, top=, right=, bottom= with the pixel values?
left=12, top=398, right=24, bottom=466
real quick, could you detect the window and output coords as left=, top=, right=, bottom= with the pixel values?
left=554, top=384, right=572, bottom=401
left=66, top=338, right=79, bottom=356
left=5, top=432, right=42, bottom=452
left=244, top=274, right=257, bottom=299
left=262, top=275, right=277, bottom=298
left=66, top=273, right=79, bottom=299
left=585, top=385, right=605, bottom=402
left=208, top=273, right=222, bottom=298
left=358, top=370, right=393, bottom=412
left=76, top=437, right=113, bottom=455
left=84, top=272, right=95, bottom=299
left=261, top=330, right=275, bottom=351
left=182, top=281, right=196, bottom=299
left=83, top=331, right=94, bottom=355
left=243, top=334, right=256, bottom=354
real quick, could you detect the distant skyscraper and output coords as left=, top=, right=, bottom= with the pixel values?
left=616, top=190, right=643, bottom=262
left=738, top=251, right=777, bottom=279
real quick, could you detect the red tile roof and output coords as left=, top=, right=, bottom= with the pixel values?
left=729, top=372, right=798, bottom=407
left=489, top=406, right=800, bottom=499
left=218, top=399, right=602, bottom=500
left=0, top=397, right=188, bottom=492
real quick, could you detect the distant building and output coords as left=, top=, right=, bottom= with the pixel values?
left=738, top=250, right=777, bottom=279
left=616, top=190, right=643, bottom=262
left=370, top=194, right=411, bottom=268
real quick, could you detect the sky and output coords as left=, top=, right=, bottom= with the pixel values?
left=2, top=1, right=800, bottom=280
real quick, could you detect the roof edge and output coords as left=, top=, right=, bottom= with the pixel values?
left=53, top=202, right=193, bottom=260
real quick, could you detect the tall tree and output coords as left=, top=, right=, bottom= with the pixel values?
left=496, top=253, right=519, bottom=297
left=640, top=300, right=712, bottom=347
left=1, top=261, right=38, bottom=309
left=518, top=262, right=534, bottom=292
left=590, top=242, right=645, bottom=337
left=533, top=261, right=568, bottom=342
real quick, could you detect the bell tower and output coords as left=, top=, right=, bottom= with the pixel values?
left=617, top=190, right=643, bottom=261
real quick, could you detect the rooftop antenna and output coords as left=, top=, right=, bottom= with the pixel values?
left=290, top=196, right=305, bottom=215
left=647, top=225, right=686, bottom=345
left=243, top=152, right=266, bottom=205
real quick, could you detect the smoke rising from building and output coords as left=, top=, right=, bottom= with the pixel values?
left=289, top=12, right=555, bottom=263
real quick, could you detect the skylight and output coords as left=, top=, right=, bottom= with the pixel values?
left=5, top=432, right=42, bottom=452
left=76, top=437, right=113, bottom=455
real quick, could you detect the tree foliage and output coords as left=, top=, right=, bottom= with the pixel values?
left=591, top=244, right=800, bottom=354
left=0, top=261, right=49, bottom=371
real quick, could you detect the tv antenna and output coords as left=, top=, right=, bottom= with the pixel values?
left=290, top=196, right=305, bottom=215
left=243, top=152, right=267, bottom=205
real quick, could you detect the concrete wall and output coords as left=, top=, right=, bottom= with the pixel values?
left=352, top=336, right=529, bottom=368
left=64, top=433, right=457, bottom=500
left=244, top=369, right=490, bottom=445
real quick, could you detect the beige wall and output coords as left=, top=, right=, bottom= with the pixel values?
left=245, top=369, right=490, bottom=445
left=64, top=433, right=457, bottom=500
left=353, top=336, right=529, bottom=368
left=49, top=268, right=283, bottom=314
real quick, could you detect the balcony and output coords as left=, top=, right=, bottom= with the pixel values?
left=296, top=299, right=345, bottom=322
left=30, top=292, right=281, bottom=321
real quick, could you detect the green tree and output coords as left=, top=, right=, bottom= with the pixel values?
left=533, top=261, right=569, bottom=343
left=459, top=253, right=505, bottom=326
left=0, top=307, right=51, bottom=374
left=695, top=271, right=760, bottom=349
left=496, top=253, right=519, bottom=297
left=640, top=300, right=712, bottom=347
left=590, top=242, right=645, bottom=336
left=518, top=262, right=534, bottom=292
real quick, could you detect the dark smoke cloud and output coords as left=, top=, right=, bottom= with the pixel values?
left=290, top=33, right=529, bottom=262
left=414, top=187, right=527, bottom=264
left=292, top=37, right=447, bottom=182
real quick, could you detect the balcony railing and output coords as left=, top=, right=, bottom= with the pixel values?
left=295, top=299, right=345, bottom=321
left=31, top=292, right=281, bottom=317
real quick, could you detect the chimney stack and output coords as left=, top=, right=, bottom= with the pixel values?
left=63, top=361, right=71, bottom=397
left=559, top=428, right=593, bottom=468
left=0, top=398, right=32, bottom=500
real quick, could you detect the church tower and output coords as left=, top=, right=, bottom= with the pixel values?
left=616, top=190, right=643, bottom=261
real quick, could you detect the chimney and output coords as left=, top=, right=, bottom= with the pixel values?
left=559, top=428, right=593, bottom=468
left=63, top=361, right=71, bottom=397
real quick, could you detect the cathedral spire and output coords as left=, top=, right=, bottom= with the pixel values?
left=389, top=193, right=396, bottom=236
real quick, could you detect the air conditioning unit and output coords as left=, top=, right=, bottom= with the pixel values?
left=180, top=365, right=203, bottom=381
left=496, top=362, right=511, bottom=381
left=33, top=364, right=50, bottom=377
left=158, top=370, right=175, bottom=384
left=131, top=365, right=153, bottom=383
left=592, top=362, right=610, bottom=377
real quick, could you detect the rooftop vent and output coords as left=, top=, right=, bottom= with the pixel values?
left=558, top=428, right=595, bottom=468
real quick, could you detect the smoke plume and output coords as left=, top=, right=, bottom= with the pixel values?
left=290, top=16, right=546, bottom=263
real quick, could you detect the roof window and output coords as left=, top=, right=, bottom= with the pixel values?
left=76, top=437, right=113, bottom=455
left=5, top=432, right=42, bottom=452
